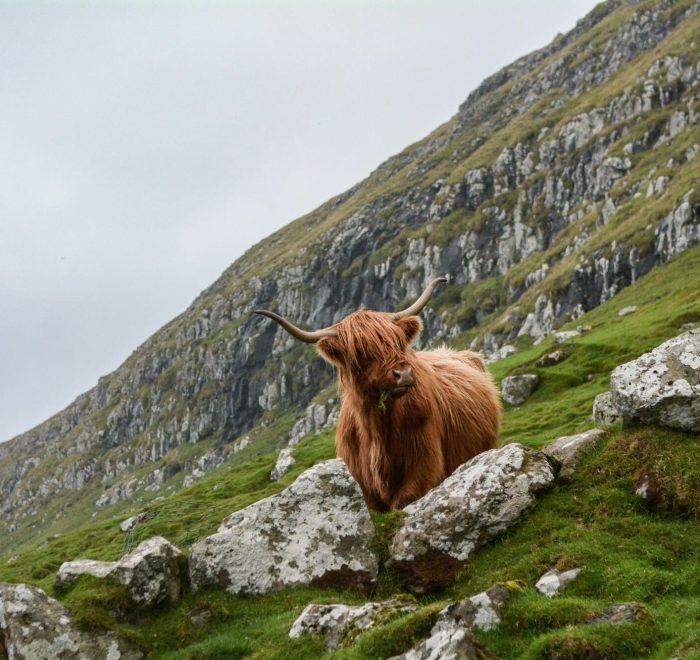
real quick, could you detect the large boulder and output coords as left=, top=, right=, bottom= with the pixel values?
left=501, top=374, right=539, bottom=406
left=543, top=429, right=606, bottom=482
left=289, top=598, right=418, bottom=650
left=0, top=582, right=143, bottom=659
left=610, top=330, right=700, bottom=431
left=389, top=444, right=555, bottom=592
left=189, top=459, right=378, bottom=595
left=56, top=536, right=183, bottom=608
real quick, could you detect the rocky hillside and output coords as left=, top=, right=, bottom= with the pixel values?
left=1, top=243, right=698, bottom=657
left=2, top=0, right=700, bottom=554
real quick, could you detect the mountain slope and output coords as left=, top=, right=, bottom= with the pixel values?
left=2, top=239, right=699, bottom=659
left=2, top=0, right=700, bottom=555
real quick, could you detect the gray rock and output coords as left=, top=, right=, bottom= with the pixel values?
left=270, top=447, right=295, bottom=481
left=536, top=350, right=569, bottom=367
left=110, top=536, right=183, bottom=607
left=618, top=305, right=639, bottom=317
left=589, top=603, right=648, bottom=625
left=554, top=329, right=582, bottom=344
left=0, top=582, right=143, bottom=659
left=187, top=606, right=213, bottom=628
left=389, top=444, right=555, bottom=592
left=56, top=536, right=183, bottom=608
left=593, top=391, right=620, bottom=425
left=289, top=598, right=418, bottom=650
left=501, top=374, right=539, bottom=406
left=55, top=559, right=115, bottom=588
left=189, top=459, right=378, bottom=596
left=390, top=584, right=508, bottom=659
left=535, top=568, right=582, bottom=597
left=120, top=512, right=148, bottom=533
left=543, top=429, right=606, bottom=482
left=485, top=344, right=518, bottom=365
left=390, top=627, right=495, bottom=660
left=441, top=584, right=511, bottom=633
left=610, top=330, right=700, bottom=431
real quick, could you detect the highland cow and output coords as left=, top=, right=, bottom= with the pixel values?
left=255, top=276, right=501, bottom=511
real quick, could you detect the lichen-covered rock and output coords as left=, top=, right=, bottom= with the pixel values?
left=0, top=582, right=143, bottom=659
left=501, top=374, right=539, bottom=405
left=543, top=429, right=605, bottom=482
left=442, top=584, right=511, bottom=633
left=110, top=536, right=183, bottom=607
left=390, top=584, right=508, bottom=659
left=289, top=598, right=417, bottom=649
left=56, top=536, right=183, bottom=608
left=390, top=627, right=495, bottom=660
left=535, top=568, right=582, bottom=597
left=589, top=603, right=650, bottom=625
left=536, top=350, right=569, bottom=367
left=389, top=444, right=555, bottom=592
left=593, top=391, right=620, bottom=425
left=270, top=447, right=295, bottom=481
left=189, top=459, right=378, bottom=595
left=610, top=330, right=700, bottom=431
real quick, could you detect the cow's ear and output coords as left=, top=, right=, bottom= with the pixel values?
left=316, top=336, right=344, bottom=365
left=396, top=316, right=422, bottom=343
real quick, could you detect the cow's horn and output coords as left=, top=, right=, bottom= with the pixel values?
left=393, top=275, right=449, bottom=320
left=254, top=310, right=337, bottom=343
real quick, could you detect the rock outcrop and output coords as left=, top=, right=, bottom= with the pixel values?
left=610, top=330, right=700, bottom=431
left=189, top=459, right=378, bottom=595
left=389, top=444, right=555, bottom=592
left=56, top=536, right=183, bottom=608
left=0, top=582, right=143, bottom=659
left=3, top=0, right=700, bottom=555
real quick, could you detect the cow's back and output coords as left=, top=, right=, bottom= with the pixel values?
left=417, top=347, right=501, bottom=474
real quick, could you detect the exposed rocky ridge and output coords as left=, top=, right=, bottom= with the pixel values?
left=2, top=0, right=700, bottom=552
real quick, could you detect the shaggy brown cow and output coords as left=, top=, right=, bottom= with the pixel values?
left=255, top=276, right=501, bottom=511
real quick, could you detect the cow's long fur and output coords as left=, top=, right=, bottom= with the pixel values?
left=317, top=310, right=500, bottom=511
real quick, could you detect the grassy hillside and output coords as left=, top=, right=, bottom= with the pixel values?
left=2, top=243, right=699, bottom=659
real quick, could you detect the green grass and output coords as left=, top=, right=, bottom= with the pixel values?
left=2, top=242, right=700, bottom=658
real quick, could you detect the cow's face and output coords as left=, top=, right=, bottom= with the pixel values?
left=316, top=311, right=421, bottom=400
left=254, top=276, right=447, bottom=403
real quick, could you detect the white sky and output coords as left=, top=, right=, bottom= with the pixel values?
left=0, top=0, right=598, bottom=442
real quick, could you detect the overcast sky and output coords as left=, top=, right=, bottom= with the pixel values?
left=0, top=0, right=598, bottom=443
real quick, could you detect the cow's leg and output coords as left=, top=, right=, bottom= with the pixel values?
left=363, top=490, right=389, bottom=512
left=388, top=445, right=444, bottom=511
